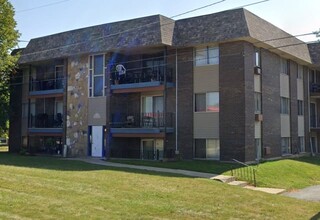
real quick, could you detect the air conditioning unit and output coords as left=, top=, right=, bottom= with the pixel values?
left=255, top=114, right=263, bottom=121
left=254, top=66, right=262, bottom=75
left=263, top=147, right=271, bottom=155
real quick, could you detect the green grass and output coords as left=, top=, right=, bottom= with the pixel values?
left=111, top=156, right=320, bottom=190
left=253, top=157, right=320, bottom=190
left=0, top=153, right=319, bottom=219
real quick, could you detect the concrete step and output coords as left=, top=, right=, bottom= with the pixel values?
left=228, top=180, right=248, bottom=187
left=210, top=175, right=236, bottom=183
left=244, top=185, right=286, bottom=194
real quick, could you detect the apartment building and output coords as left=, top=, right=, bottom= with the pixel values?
left=9, top=8, right=319, bottom=162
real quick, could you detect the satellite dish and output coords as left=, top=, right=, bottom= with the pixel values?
left=116, top=64, right=126, bottom=75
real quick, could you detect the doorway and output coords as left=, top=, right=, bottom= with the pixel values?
left=141, top=139, right=164, bottom=160
left=91, top=126, right=104, bottom=157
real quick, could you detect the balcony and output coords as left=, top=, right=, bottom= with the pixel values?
left=310, top=83, right=320, bottom=97
left=28, top=113, right=63, bottom=135
left=29, top=78, right=64, bottom=96
left=310, top=116, right=320, bottom=130
left=110, top=112, right=174, bottom=137
left=110, top=68, right=174, bottom=93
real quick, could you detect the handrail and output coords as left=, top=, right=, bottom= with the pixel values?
left=231, top=159, right=258, bottom=187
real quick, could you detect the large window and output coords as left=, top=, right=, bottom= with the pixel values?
left=194, top=139, right=220, bottom=159
left=280, top=97, right=290, bottom=114
left=255, top=138, right=262, bottom=160
left=195, top=92, right=219, bottom=112
left=280, top=58, right=289, bottom=75
left=281, top=137, right=291, bottom=155
left=195, top=46, right=219, bottom=66
left=254, top=48, right=261, bottom=67
left=89, top=55, right=107, bottom=97
left=297, top=65, right=303, bottom=79
left=298, top=100, right=304, bottom=116
left=254, top=92, right=262, bottom=114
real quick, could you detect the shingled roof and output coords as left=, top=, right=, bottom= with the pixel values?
left=308, top=42, right=320, bottom=67
left=19, top=8, right=312, bottom=64
left=19, top=14, right=175, bottom=64
left=173, top=8, right=311, bottom=63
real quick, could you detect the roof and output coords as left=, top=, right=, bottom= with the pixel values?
left=19, top=8, right=311, bottom=64
left=308, top=42, right=320, bottom=67
left=19, top=15, right=175, bottom=64
left=173, top=8, right=311, bottom=63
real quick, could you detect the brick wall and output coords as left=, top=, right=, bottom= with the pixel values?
left=261, top=49, right=281, bottom=158
left=177, top=48, right=194, bottom=159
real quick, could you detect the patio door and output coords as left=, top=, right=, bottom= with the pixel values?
left=141, top=139, right=164, bottom=160
left=310, top=102, right=317, bottom=127
left=91, top=126, right=103, bottom=157
left=141, top=96, right=164, bottom=127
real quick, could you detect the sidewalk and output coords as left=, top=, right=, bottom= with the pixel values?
left=70, top=157, right=285, bottom=194
left=72, top=157, right=217, bottom=178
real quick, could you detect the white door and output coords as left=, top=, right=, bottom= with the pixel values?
left=92, top=126, right=103, bottom=157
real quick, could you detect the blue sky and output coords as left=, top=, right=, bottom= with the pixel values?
left=10, top=0, right=320, bottom=48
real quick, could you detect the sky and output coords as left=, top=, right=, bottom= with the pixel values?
left=9, top=0, right=320, bottom=48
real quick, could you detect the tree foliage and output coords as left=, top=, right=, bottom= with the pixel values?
left=0, top=0, right=20, bottom=136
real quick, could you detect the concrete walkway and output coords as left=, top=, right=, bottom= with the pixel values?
left=73, top=158, right=217, bottom=178
left=71, top=158, right=285, bottom=194
left=283, top=185, right=320, bottom=202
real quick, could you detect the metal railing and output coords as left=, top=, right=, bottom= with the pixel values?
left=29, top=114, right=63, bottom=128
left=310, top=116, right=318, bottom=128
left=110, top=112, right=174, bottom=128
left=29, top=78, right=64, bottom=91
left=111, top=68, right=173, bottom=85
left=231, top=159, right=258, bottom=187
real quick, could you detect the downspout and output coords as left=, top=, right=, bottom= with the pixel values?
left=164, top=47, right=167, bottom=157
left=175, top=49, right=179, bottom=154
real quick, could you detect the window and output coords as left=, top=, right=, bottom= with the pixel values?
left=195, top=92, right=219, bottom=112
left=254, top=92, right=262, bottom=114
left=298, top=137, right=305, bottom=152
left=254, top=48, right=261, bottom=67
left=195, top=93, right=206, bottom=112
left=194, top=139, right=220, bottom=159
left=255, top=138, right=262, bottom=160
left=195, top=46, right=219, bottom=66
left=297, top=65, right=303, bottom=79
left=281, top=137, right=291, bottom=155
left=298, top=100, right=304, bottom=116
left=280, top=97, right=290, bottom=114
left=89, top=54, right=107, bottom=97
left=280, top=58, right=289, bottom=75
left=207, top=92, right=219, bottom=112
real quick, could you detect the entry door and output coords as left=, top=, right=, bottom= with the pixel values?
left=155, top=139, right=164, bottom=160
left=311, top=136, right=318, bottom=154
left=141, top=139, right=154, bottom=160
left=310, top=103, right=317, bottom=127
left=92, top=126, right=103, bottom=157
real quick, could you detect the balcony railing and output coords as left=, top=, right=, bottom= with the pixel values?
left=29, top=113, right=63, bottom=128
left=111, top=68, right=173, bottom=85
left=30, top=78, right=64, bottom=92
left=110, top=112, right=174, bottom=128
left=310, top=83, right=320, bottom=93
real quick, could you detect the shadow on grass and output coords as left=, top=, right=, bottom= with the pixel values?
left=0, top=153, right=197, bottom=179
left=290, top=156, right=320, bottom=166
left=310, top=212, right=320, bottom=220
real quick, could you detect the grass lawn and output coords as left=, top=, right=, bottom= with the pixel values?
left=111, top=156, right=320, bottom=190
left=0, top=154, right=319, bottom=219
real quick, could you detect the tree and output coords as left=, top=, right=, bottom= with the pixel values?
left=0, top=0, right=20, bottom=137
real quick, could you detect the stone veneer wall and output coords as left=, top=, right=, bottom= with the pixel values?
left=66, top=55, right=89, bottom=156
